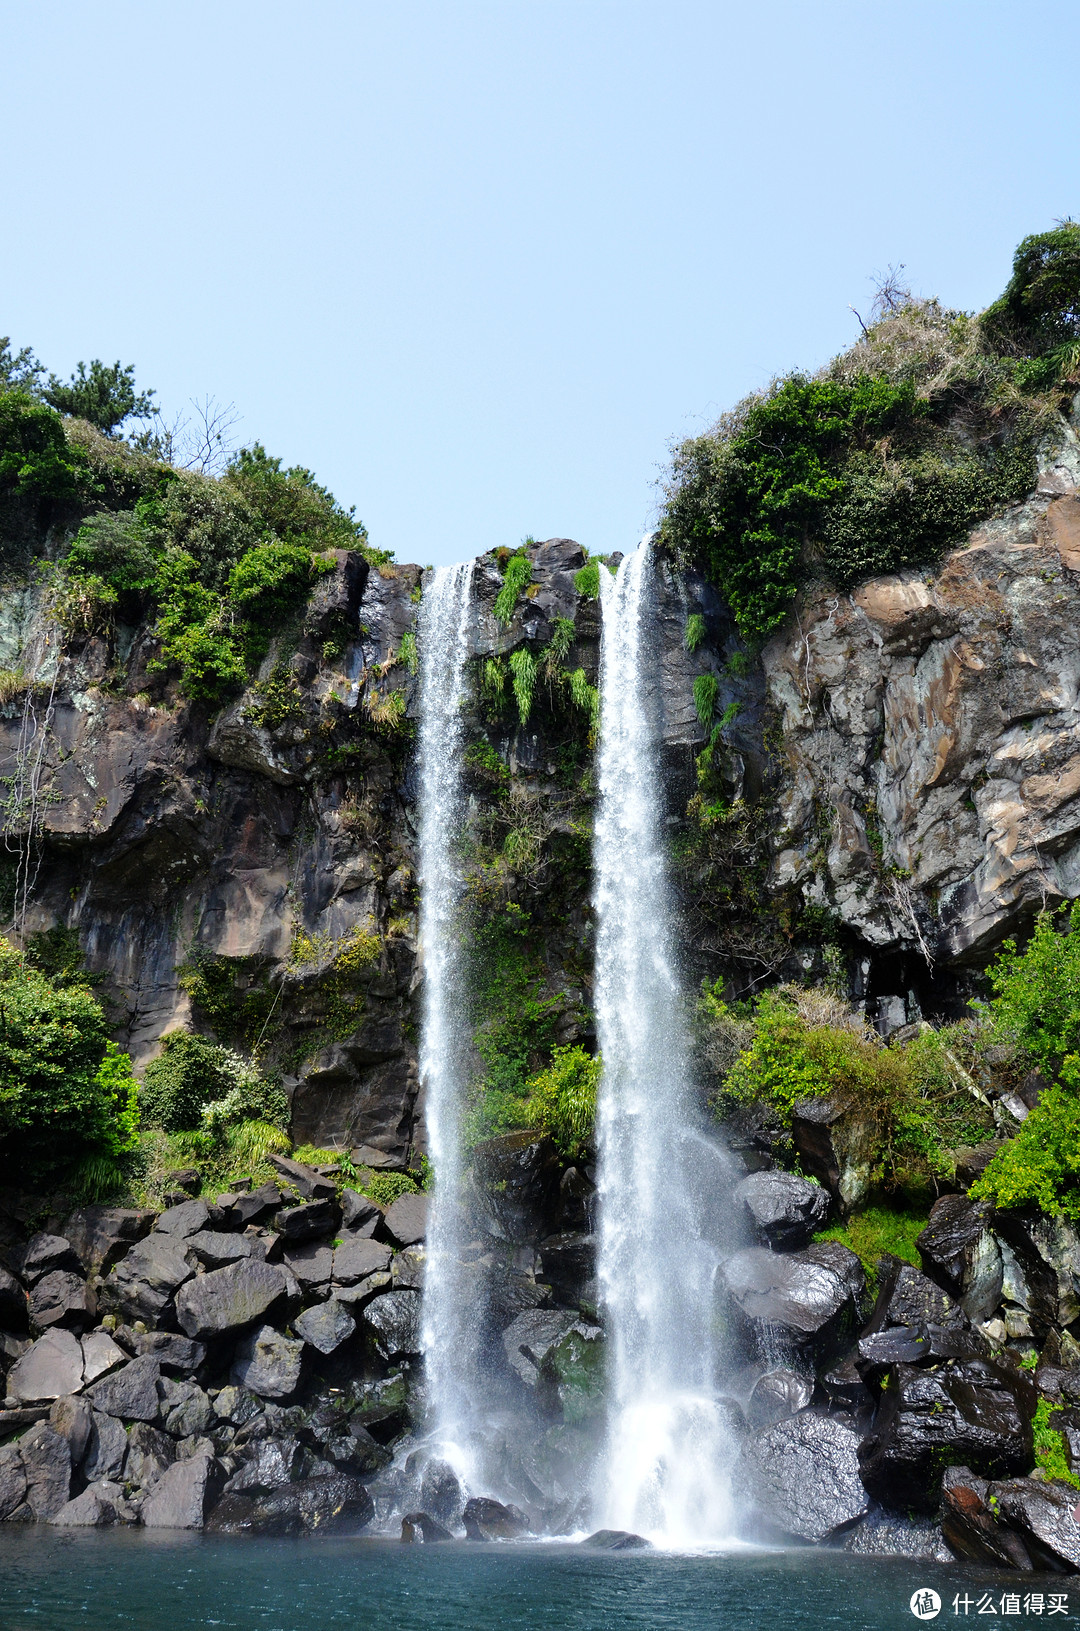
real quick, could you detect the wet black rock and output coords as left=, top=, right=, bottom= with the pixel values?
left=419, top=1458, right=463, bottom=1526
left=272, top=1199, right=340, bottom=1242
left=332, top=1237, right=392, bottom=1287
left=994, top=1209, right=1080, bottom=1346
left=746, top=1368, right=814, bottom=1431
left=940, top=1467, right=1037, bottom=1571
left=123, top=1422, right=175, bottom=1489
left=721, top=1243, right=864, bottom=1360
left=581, top=1529, right=652, bottom=1550
left=294, top=1298, right=356, bottom=1355
left=340, top=1190, right=381, bottom=1236
left=537, top=1233, right=596, bottom=1306
left=266, top=1154, right=337, bottom=1201
left=0, top=1444, right=26, bottom=1520
left=842, top=1508, right=951, bottom=1560
left=223, top=1437, right=303, bottom=1495
left=859, top=1358, right=1036, bottom=1511
left=916, top=1196, right=1002, bottom=1323
left=7, top=1330, right=84, bottom=1404
left=82, top=1410, right=127, bottom=1482
left=401, top=1510, right=454, bottom=1542
left=47, top=1395, right=92, bottom=1464
left=733, top=1171, right=829, bottom=1251
left=867, top=1257, right=966, bottom=1335
left=158, top=1377, right=213, bottom=1437
left=383, top=1193, right=427, bottom=1248
left=463, top=1495, right=530, bottom=1541
left=471, top=1132, right=561, bottom=1243
left=16, top=1235, right=81, bottom=1284
left=363, top=1290, right=421, bottom=1360
left=18, top=1421, right=71, bottom=1520
left=63, top=1208, right=154, bottom=1277
left=738, top=1411, right=869, bottom=1542
left=154, top=1200, right=210, bottom=1238
left=992, top=1476, right=1080, bottom=1571
left=501, top=1308, right=584, bottom=1389
left=131, top=1331, right=207, bottom=1374
left=206, top=1472, right=374, bottom=1535
left=142, top=1447, right=222, bottom=1529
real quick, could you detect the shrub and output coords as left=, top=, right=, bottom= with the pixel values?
left=0, top=391, right=86, bottom=500
left=223, top=443, right=374, bottom=556
left=982, top=224, right=1080, bottom=364
left=200, top=1074, right=289, bottom=1136
left=363, top=1169, right=417, bottom=1208
left=65, top=510, right=159, bottom=593
left=139, top=1031, right=266, bottom=1133
left=971, top=1070, right=1080, bottom=1220
left=527, top=1044, right=600, bottom=1160
left=43, top=360, right=156, bottom=435
left=574, top=559, right=600, bottom=600
left=0, top=939, right=138, bottom=1180
left=494, top=552, right=532, bottom=624
left=982, top=902, right=1080, bottom=1077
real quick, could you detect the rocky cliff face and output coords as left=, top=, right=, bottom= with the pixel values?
left=2, top=405, right=1079, bottom=1147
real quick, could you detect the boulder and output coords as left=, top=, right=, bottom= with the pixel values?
left=994, top=1209, right=1080, bottom=1345
left=940, top=1467, right=1036, bottom=1571
left=383, top=1193, right=427, bottom=1247
left=720, top=1244, right=864, bottom=1360
left=471, top=1132, right=560, bottom=1241
left=734, top=1171, right=830, bottom=1251
left=294, top=1299, right=356, bottom=1356
left=401, top=1510, right=454, bottom=1543
left=917, top=1196, right=1003, bottom=1323
left=231, top=1325, right=304, bottom=1399
left=283, top=1242, right=333, bottom=1291
left=63, top=1208, right=155, bottom=1277
left=746, top=1368, right=814, bottom=1431
left=0, top=1444, right=27, bottom=1520
left=80, top=1329, right=126, bottom=1384
left=154, top=1200, right=210, bottom=1238
left=206, top=1472, right=373, bottom=1535
left=790, top=1096, right=876, bottom=1214
left=0, top=1266, right=27, bottom=1331
left=0, top=1407, right=47, bottom=1439
left=581, top=1529, right=652, bottom=1550
left=991, top=1476, right=1080, bottom=1571
left=104, top=1234, right=195, bottom=1324
left=141, top=1447, right=221, bottom=1529
left=859, top=1358, right=1036, bottom=1511
left=863, top=1257, right=965, bottom=1338
left=131, top=1332, right=206, bottom=1374
left=222, top=1437, right=302, bottom=1495
left=843, top=1508, right=952, bottom=1561
left=537, top=1232, right=596, bottom=1305
left=463, top=1495, right=530, bottom=1540
left=158, top=1377, right=212, bottom=1438
left=362, top=1290, right=421, bottom=1360
left=123, top=1422, right=175, bottom=1489
left=228, top=1183, right=283, bottom=1228
left=332, top=1237, right=392, bottom=1287
left=212, top=1386, right=262, bottom=1427
left=175, top=1258, right=289, bottom=1340
left=341, top=1190, right=381, bottom=1235
left=328, top=1422, right=388, bottom=1477
left=48, top=1394, right=93, bottom=1464
left=18, top=1234, right=81, bottom=1283
left=19, top=1421, right=71, bottom=1520
left=536, top=1323, right=604, bottom=1425
left=84, top=1355, right=161, bottom=1422
left=267, top=1153, right=336, bottom=1200
left=737, top=1412, right=868, bottom=1542
left=48, top=1483, right=119, bottom=1526
left=419, top=1458, right=463, bottom=1526
left=272, top=1199, right=339, bottom=1242
left=82, top=1410, right=128, bottom=1482
left=391, top=1247, right=425, bottom=1290
left=7, top=1329, right=84, bottom=1404
left=501, top=1308, right=583, bottom=1389
left=28, top=1271, right=95, bottom=1332
left=185, top=1231, right=256, bottom=1268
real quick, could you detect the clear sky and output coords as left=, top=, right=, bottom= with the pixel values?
left=2, top=1, right=1077, bottom=567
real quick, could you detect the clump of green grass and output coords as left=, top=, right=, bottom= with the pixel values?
left=814, top=1203, right=929, bottom=1285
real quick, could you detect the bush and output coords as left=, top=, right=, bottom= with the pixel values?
left=43, top=359, right=156, bottom=436
left=982, top=902, right=1080, bottom=1077
left=363, top=1170, right=417, bottom=1208
left=717, top=987, right=994, bottom=1194
left=139, top=1031, right=267, bottom=1133
left=494, top=552, right=532, bottom=624
left=971, top=1070, right=1080, bottom=1220
left=65, top=510, right=160, bottom=593
left=223, top=443, right=374, bottom=555
left=0, top=939, right=139, bottom=1180
left=982, top=224, right=1080, bottom=362
left=527, top=1044, right=599, bottom=1160
left=0, top=391, right=87, bottom=500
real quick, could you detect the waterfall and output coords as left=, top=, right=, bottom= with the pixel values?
left=592, top=537, right=739, bottom=1546
left=416, top=561, right=480, bottom=1476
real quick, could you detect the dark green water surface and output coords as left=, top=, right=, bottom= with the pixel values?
left=0, top=1531, right=1066, bottom=1631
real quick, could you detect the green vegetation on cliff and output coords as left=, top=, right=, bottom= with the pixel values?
left=661, top=225, right=1080, bottom=640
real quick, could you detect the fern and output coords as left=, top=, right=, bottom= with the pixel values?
left=509, top=647, right=538, bottom=725
left=693, top=672, right=718, bottom=728
left=494, top=553, right=532, bottom=625
left=685, top=613, right=706, bottom=653
left=568, top=667, right=599, bottom=719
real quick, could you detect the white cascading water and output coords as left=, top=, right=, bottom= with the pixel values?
left=416, top=561, right=481, bottom=1481
left=592, top=536, right=740, bottom=1546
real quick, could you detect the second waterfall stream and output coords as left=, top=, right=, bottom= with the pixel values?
left=592, top=537, right=741, bottom=1545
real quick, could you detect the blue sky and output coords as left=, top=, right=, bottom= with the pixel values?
left=2, top=1, right=1077, bottom=567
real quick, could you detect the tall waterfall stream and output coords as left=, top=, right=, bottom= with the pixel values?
left=415, top=544, right=741, bottom=1545
left=592, top=539, right=740, bottom=1544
